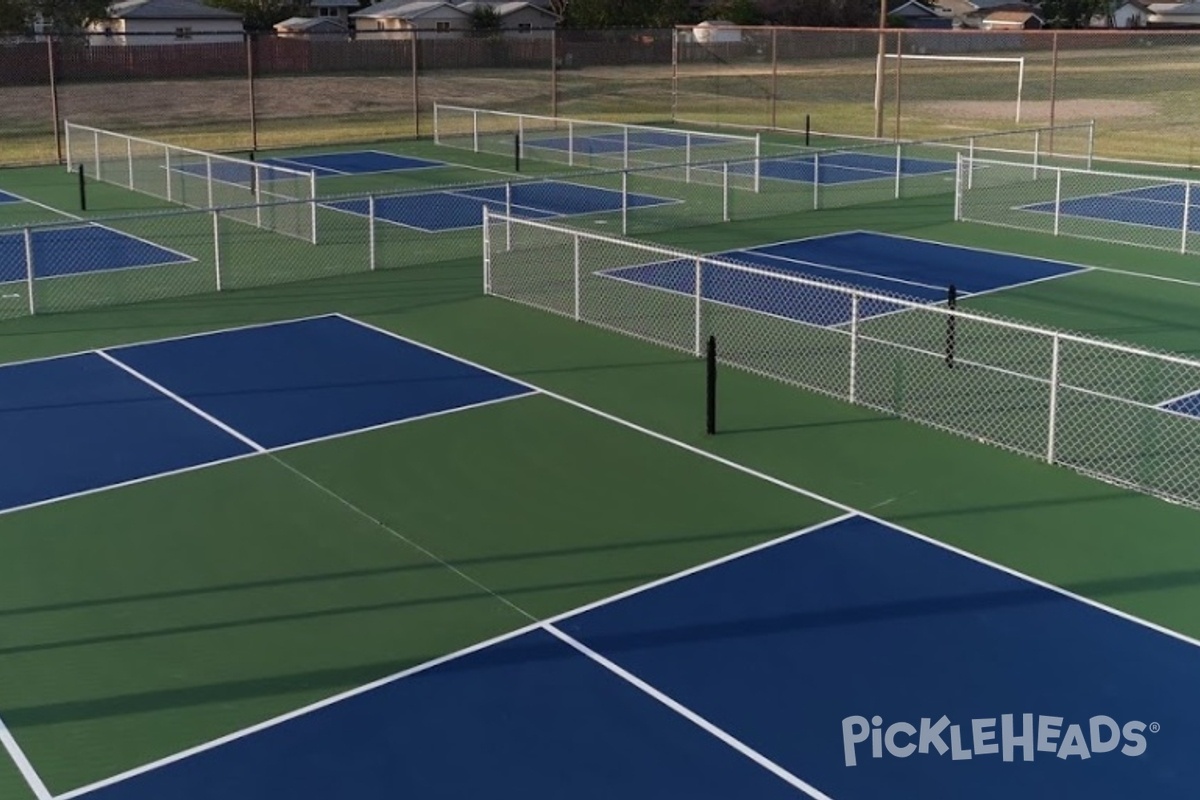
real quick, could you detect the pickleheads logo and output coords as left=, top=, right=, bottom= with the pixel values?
left=842, top=715, right=1158, bottom=767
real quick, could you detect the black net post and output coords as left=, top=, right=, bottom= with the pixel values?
left=706, top=334, right=717, bottom=435
left=77, top=164, right=86, bottom=211
left=514, top=133, right=521, bottom=172
left=805, top=114, right=811, bottom=147
left=945, top=283, right=957, bottom=369
left=247, top=149, right=257, bottom=197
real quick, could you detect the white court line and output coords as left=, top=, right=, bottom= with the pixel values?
left=58, top=514, right=852, bottom=800
left=739, top=247, right=947, bottom=294
left=0, top=314, right=536, bottom=520
left=60, top=311, right=1200, bottom=797
left=544, top=623, right=835, bottom=800
left=94, top=350, right=267, bottom=454
left=0, top=715, right=52, bottom=800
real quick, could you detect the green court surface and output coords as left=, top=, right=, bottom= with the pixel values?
left=3, top=135, right=1200, bottom=798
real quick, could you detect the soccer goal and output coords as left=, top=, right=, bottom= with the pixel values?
left=883, top=53, right=1026, bottom=125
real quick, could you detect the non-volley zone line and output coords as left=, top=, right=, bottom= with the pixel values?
left=0, top=314, right=535, bottom=517
left=322, top=180, right=681, bottom=233
left=0, top=190, right=22, bottom=205
left=0, top=223, right=195, bottom=283
left=50, top=371, right=1200, bottom=800
left=1018, top=183, right=1200, bottom=233
left=600, top=231, right=1088, bottom=328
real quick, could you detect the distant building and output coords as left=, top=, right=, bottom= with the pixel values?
left=87, top=0, right=244, bottom=45
left=274, top=15, right=349, bottom=38
left=1090, top=0, right=1150, bottom=27
left=1147, top=1, right=1200, bottom=27
left=978, top=8, right=1043, bottom=29
left=691, top=19, right=742, bottom=43
left=455, top=1, right=558, bottom=34
left=888, top=0, right=954, bottom=28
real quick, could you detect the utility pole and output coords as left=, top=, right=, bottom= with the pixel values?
left=873, top=0, right=888, bottom=139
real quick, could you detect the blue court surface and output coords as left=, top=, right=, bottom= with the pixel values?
left=0, top=314, right=532, bottom=514
left=63, top=514, right=1200, bottom=799
left=174, top=150, right=444, bottom=184
left=0, top=224, right=193, bottom=282
left=1021, top=184, right=1200, bottom=232
left=0, top=189, right=20, bottom=204
left=717, top=152, right=954, bottom=186
left=324, top=180, right=678, bottom=232
left=525, top=129, right=738, bottom=156
left=601, top=231, right=1086, bottom=328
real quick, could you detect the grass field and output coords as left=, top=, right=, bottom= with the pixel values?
left=3, top=129, right=1200, bottom=797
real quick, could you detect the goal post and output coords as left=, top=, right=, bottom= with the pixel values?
left=883, top=53, right=1026, bottom=125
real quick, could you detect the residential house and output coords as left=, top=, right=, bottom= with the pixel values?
left=1147, top=1, right=1200, bottom=26
left=1090, top=0, right=1149, bottom=26
left=978, top=8, right=1044, bottom=28
left=86, top=0, right=244, bottom=45
left=350, top=0, right=470, bottom=37
left=274, top=15, right=350, bottom=37
left=888, top=0, right=954, bottom=28
left=932, top=0, right=1035, bottom=28
left=454, top=1, right=558, bottom=34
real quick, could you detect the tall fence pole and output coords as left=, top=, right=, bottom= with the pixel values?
left=873, top=4, right=888, bottom=139
left=671, top=27, right=679, bottom=123
left=246, top=33, right=258, bottom=153
left=1046, top=334, right=1061, bottom=464
left=770, top=27, right=779, bottom=130
left=893, top=31, right=903, bottom=141
left=412, top=30, right=421, bottom=138
left=48, top=36, right=63, bottom=165
left=1048, top=32, right=1059, bottom=155
left=550, top=28, right=558, bottom=119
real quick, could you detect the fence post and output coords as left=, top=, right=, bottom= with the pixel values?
left=893, top=31, right=904, bottom=141
left=671, top=27, right=679, bottom=122
left=770, top=26, right=779, bottom=129
left=433, top=102, right=440, bottom=145
left=505, top=182, right=513, bottom=251
left=212, top=210, right=222, bottom=291
left=722, top=162, right=729, bottom=222
left=1046, top=334, right=1061, bottom=464
left=813, top=152, right=820, bottom=210
left=412, top=30, right=421, bottom=138
left=894, top=142, right=902, bottom=199
left=753, top=133, right=761, bottom=193
left=482, top=206, right=491, bottom=294
left=23, top=228, right=35, bottom=316
left=246, top=32, right=258, bottom=153
left=694, top=258, right=703, bottom=357
left=49, top=36, right=63, bottom=165
left=1054, top=168, right=1063, bottom=237
left=309, top=172, right=318, bottom=245
left=849, top=293, right=859, bottom=403
left=550, top=28, right=558, bottom=119
left=1182, top=182, right=1192, bottom=254
left=1048, top=32, right=1059, bottom=154
left=621, top=171, right=629, bottom=235
left=967, top=137, right=975, bottom=190
left=1033, top=130, right=1041, bottom=180
left=954, top=153, right=963, bottom=221
left=1087, top=119, right=1096, bottom=170
left=685, top=134, right=692, bottom=183
left=369, top=194, right=377, bottom=271
left=93, top=129, right=101, bottom=180
left=568, top=121, right=574, bottom=167
left=573, top=233, right=581, bottom=321
left=63, top=116, right=71, bottom=171
left=164, top=145, right=172, bottom=202
left=126, top=137, right=134, bottom=189
left=206, top=155, right=214, bottom=208
left=623, top=127, right=630, bottom=170
left=472, top=110, right=479, bottom=152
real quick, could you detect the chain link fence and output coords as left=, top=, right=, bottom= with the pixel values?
left=484, top=211, right=1200, bottom=509
left=956, top=155, right=1200, bottom=255
left=3, top=28, right=1199, bottom=170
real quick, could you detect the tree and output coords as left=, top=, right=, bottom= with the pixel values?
left=1040, top=0, right=1110, bottom=27
left=561, top=0, right=688, bottom=28
left=207, top=0, right=298, bottom=31
left=703, top=0, right=762, bottom=25
left=469, top=5, right=502, bottom=31
left=0, top=0, right=112, bottom=33
left=0, top=0, right=30, bottom=34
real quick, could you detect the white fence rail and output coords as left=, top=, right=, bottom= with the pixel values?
left=484, top=210, right=1200, bottom=510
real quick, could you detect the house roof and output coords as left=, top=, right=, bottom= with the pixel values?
left=309, top=0, right=360, bottom=8
left=888, top=0, right=941, bottom=16
left=1148, top=1, right=1200, bottom=13
left=275, top=15, right=347, bottom=30
left=106, top=0, right=242, bottom=19
left=455, top=1, right=557, bottom=15
left=351, top=0, right=467, bottom=19
left=983, top=8, right=1042, bottom=22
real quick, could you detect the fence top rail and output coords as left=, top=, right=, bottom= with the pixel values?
left=433, top=103, right=762, bottom=144
left=64, top=120, right=313, bottom=180
left=963, top=153, right=1199, bottom=186
left=487, top=209, right=1200, bottom=370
